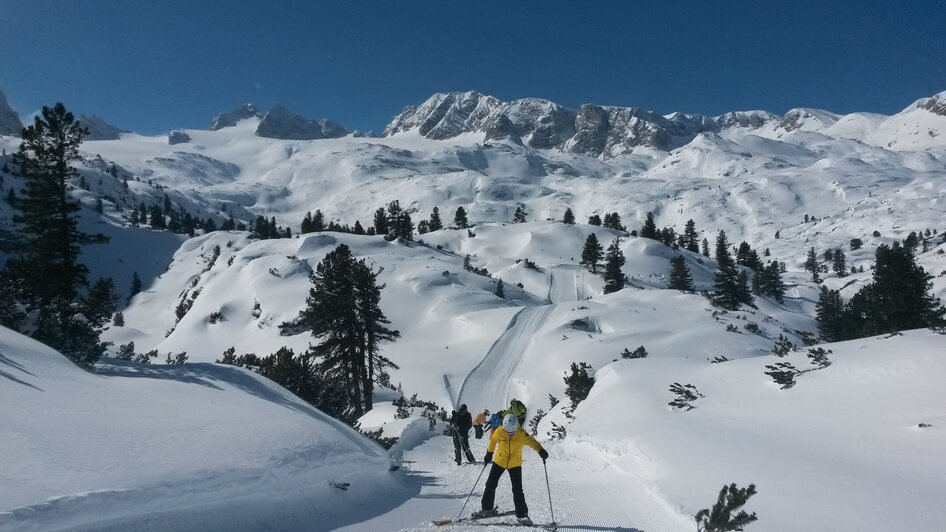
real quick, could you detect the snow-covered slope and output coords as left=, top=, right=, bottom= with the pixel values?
left=0, top=326, right=408, bottom=532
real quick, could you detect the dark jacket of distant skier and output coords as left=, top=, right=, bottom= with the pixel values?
left=475, top=413, right=549, bottom=522
left=449, top=404, right=476, bottom=465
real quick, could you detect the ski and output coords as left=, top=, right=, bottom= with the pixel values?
left=463, top=521, right=557, bottom=530
left=431, top=509, right=516, bottom=526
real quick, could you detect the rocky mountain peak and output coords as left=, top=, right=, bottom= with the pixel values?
left=254, top=104, right=347, bottom=140
left=210, top=103, right=261, bottom=131
left=0, top=90, right=22, bottom=137
left=919, top=91, right=946, bottom=116
left=79, top=114, right=130, bottom=140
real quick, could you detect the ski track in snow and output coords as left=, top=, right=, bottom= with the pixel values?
left=342, top=288, right=690, bottom=531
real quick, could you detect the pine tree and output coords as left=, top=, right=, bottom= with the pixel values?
left=454, top=206, right=469, bottom=229
left=640, top=212, right=658, bottom=239
left=513, top=204, right=527, bottom=223
left=712, top=231, right=741, bottom=310
left=84, top=278, right=120, bottom=328
left=804, top=247, right=820, bottom=283
left=701, top=237, right=710, bottom=257
left=495, top=279, right=505, bottom=298
left=580, top=234, right=604, bottom=273
left=603, top=212, right=625, bottom=231
left=603, top=238, right=626, bottom=294
left=373, top=206, right=388, bottom=234
left=353, top=220, right=365, bottom=235
left=587, top=214, right=602, bottom=226
left=4, top=103, right=109, bottom=365
left=562, top=207, right=575, bottom=224
left=312, top=210, right=326, bottom=232
left=832, top=249, right=847, bottom=277
left=428, top=206, right=443, bottom=231
left=668, top=255, right=695, bottom=292
left=297, top=244, right=399, bottom=418
left=417, top=220, right=429, bottom=234
left=695, top=483, right=758, bottom=532
left=815, top=286, right=845, bottom=341
left=683, top=219, right=700, bottom=253
left=563, top=362, right=595, bottom=408
left=300, top=211, right=314, bottom=234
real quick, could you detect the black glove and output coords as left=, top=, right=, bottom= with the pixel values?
left=483, top=452, right=493, bottom=464
left=539, top=449, right=549, bottom=462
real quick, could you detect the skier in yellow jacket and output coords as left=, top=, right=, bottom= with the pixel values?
left=472, top=413, right=549, bottom=525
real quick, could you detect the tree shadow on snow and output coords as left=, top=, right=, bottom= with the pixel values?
left=0, top=353, right=43, bottom=391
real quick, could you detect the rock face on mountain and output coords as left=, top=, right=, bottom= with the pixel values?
left=0, top=90, right=22, bottom=137
left=210, top=104, right=260, bottom=131
left=920, top=92, right=946, bottom=116
left=79, top=114, right=130, bottom=140
left=254, top=104, right=348, bottom=140
left=385, top=92, right=791, bottom=157
left=168, top=130, right=191, bottom=145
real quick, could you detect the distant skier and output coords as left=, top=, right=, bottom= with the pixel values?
left=449, top=404, right=476, bottom=465
left=472, top=413, right=549, bottom=525
left=472, top=408, right=489, bottom=439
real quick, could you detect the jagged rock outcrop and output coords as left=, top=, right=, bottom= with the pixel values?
left=79, top=114, right=130, bottom=140
left=716, top=110, right=780, bottom=129
left=210, top=103, right=260, bottom=131
left=482, top=114, right=522, bottom=144
left=384, top=91, right=500, bottom=139
left=0, top=90, right=22, bottom=137
left=567, top=104, right=610, bottom=154
left=168, top=130, right=191, bottom=145
left=778, top=108, right=839, bottom=133
left=254, top=104, right=347, bottom=140
left=920, top=92, right=946, bottom=116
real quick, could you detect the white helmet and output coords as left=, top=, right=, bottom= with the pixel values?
left=502, top=413, right=519, bottom=434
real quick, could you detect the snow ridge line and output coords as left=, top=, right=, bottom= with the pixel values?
left=454, top=306, right=529, bottom=409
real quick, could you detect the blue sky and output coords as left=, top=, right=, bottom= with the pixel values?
left=1, top=0, right=944, bottom=134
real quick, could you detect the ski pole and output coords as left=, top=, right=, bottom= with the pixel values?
left=543, top=460, right=556, bottom=526
left=456, top=461, right=489, bottom=523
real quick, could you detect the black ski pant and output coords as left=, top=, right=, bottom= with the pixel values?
left=453, top=431, right=476, bottom=463
left=481, top=463, right=528, bottom=518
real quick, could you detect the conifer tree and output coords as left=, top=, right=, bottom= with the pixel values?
left=804, top=247, right=820, bottom=283
left=373, top=206, right=388, bottom=234
left=428, top=206, right=443, bottom=231
left=454, top=206, right=469, bottom=229
left=815, top=286, right=844, bottom=341
left=683, top=219, right=700, bottom=253
left=832, top=249, right=847, bottom=277
left=701, top=237, right=710, bottom=257
left=562, top=207, right=575, bottom=225
left=417, top=220, right=429, bottom=234
left=587, top=214, right=602, bottom=226
left=603, top=212, right=625, bottom=231
left=564, top=362, right=595, bottom=408
left=495, top=279, right=505, bottom=298
left=513, top=204, right=527, bottom=223
left=312, top=210, right=326, bottom=232
left=353, top=220, right=365, bottom=235
left=603, top=238, right=626, bottom=294
left=84, top=278, right=120, bottom=327
left=4, top=103, right=109, bottom=365
left=580, top=234, right=604, bottom=273
left=129, top=271, right=142, bottom=303
left=712, top=231, right=741, bottom=310
left=640, top=212, right=658, bottom=239
left=668, top=255, right=695, bottom=292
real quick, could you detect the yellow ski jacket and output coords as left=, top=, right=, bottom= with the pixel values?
left=487, top=427, right=545, bottom=469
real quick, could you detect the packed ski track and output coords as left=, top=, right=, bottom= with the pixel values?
left=341, top=276, right=692, bottom=531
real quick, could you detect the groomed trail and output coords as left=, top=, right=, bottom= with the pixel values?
left=341, top=290, right=692, bottom=531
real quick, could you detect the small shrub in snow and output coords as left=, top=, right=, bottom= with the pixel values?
left=115, top=341, right=136, bottom=360
left=517, top=258, right=540, bottom=270
left=695, top=483, right=758, bottom=532
left=710, top=355, right=730, bottom=364
left=549, top=421, right=567, bottom=440
left=806, top=347, right=832, bottom=369
left=548, top=394, right=560, bottom=408
left=764, top=362, right=799, bottom=389
left=112, top=311, right=124, bottom=327
left=165, top=352, right=188, bottom=365
left=528, top=409, right=547, bottom=436
left=393, top=395, right=411, bottom=419
left=743, top=322, right=760, bottom=334
left=208, top=311, right=224, bottom=324
left=357, top=426, right=398, bottom=450
left=133, top=349, right=159, bottom=365
left=726, top=324, right=739, bottom=333
left=564, top=362, right=595, bottom=410
left=621, top=346, right=648, bottom=359
left=771, top=335, right=794, bottom=357
left=668, top=382, right=704, bottom=411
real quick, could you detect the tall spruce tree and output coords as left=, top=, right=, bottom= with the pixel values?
left=832, top=249, right=847, bottom=277
left=5, top=103, right=109, bottom=365
left=701, top=237, right=710, bottom=257
left=297, top=244, right=399, bottom=417
left=683, top=219, right=700, bottom=253
left=562, top=207, right=575, bottom=224
left=580, top=233, right=604, bottom=273
left=587, top=214, right=602, bottom=226
left=668, top=255, right=695, bottom=292
left=804, top=247, right=820, bottom=283
left=513, top=204, right=527, bottom=223
left=603, top=238, right=626, bottom=294
left=815, top=286, right=845, bottom=341
left=454, top=206, right=469, bottom=229
left=640, top=212, right=658, bottom=239
left=373, top=206, right=388, bottom=234
left=711, top=230, right=741, bottom=310
left=428, top=206, right=443, bottom=231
